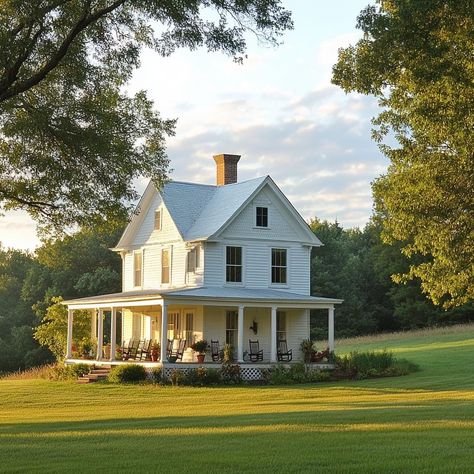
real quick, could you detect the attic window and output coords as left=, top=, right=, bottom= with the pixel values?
left=154, top=210, right=162, bottom=231
left=256, top=207, right=268, bottom=227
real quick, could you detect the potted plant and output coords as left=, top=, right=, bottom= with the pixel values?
left=300, top=339, right=314, bottom=363
left=191, top=340, right=208, bottom=363
left=151, top=342, right=161, bottom=362
left=79, top=338, right=93, bottom=359
left=223, top=344, right=234, bottom=364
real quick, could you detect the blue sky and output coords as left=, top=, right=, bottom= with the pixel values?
left=0, top=0, right=382, bottom=250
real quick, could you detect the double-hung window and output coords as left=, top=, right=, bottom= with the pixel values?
left=226, top=246, right=242, bottom=283
left=256, top=206, right=268, bottom=227
left=134, top=251, right=142, bottom=287
left=162, top=248, right=170, bottom=284
left=271, top=248, right=287, bottom=284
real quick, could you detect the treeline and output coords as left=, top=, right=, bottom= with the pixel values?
left=310, top=219, right=473, bottom=339
left=1, top=219, right=473, bottom=372
left=0, top=222, right=123, bottom=373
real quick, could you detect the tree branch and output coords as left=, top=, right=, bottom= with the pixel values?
left=0, top=0, right=127, bottom=103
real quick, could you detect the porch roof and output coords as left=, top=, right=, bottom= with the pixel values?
left=63, top=286, right=343, bottom=309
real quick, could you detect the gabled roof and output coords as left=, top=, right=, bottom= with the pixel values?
left=114, top=175, right=322, bottom=249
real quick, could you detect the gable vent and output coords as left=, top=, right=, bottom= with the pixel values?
left=213, top=153, right=241, bottom=186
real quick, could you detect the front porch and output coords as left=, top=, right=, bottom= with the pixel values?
left=64, top=287, right=341, bottom=372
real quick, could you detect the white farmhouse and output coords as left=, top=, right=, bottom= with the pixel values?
left=65, top=154, right=342, bottom=374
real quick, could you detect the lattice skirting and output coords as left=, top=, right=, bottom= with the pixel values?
left=162, top=366, right=266, bottom=381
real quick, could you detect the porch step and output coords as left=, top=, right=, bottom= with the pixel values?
left=77, top=366, right=111, bottom=384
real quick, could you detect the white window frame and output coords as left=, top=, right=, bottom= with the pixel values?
left=224, top=245, right=244, bottom=286
left=186, top=245, right=201, bottom=274
left=253, top=202, right=271, bottom=230
left=161, top=246, right=171, bottom=286
left=270, top=247, right=289, bottom=287
left=133, top=249, right=143, bottom=288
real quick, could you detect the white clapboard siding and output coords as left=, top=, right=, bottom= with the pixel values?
left=132, top=194, right=182, bottom=247
left=123, top=252, right=134, bottom=291
left=203, top=241, right=311, bottom=295
left=221, top=184, right=307, bottom=242
left=286, top=309, right=308, bottom=361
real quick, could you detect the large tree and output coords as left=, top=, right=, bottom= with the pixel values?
left=0, top=0, right=292, bottom=232
left=332, top=0, right=474, bottom=308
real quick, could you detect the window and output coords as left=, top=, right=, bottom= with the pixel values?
left=187, top=246, right=200, bottom=273
left=162, top=248, right=170, bottom=284
left=256, top=206, right=268, bottom=227
left=226, top=246, right=242, bottom=283
left=277, top=311, right=286, bottom=341
left=133, top=251, right=142, bottom=287
left=271, top=248, right=287, bottom=284
left=226, top=311, right=238, bottom=347
left=154, top=209, right=162, bottom=231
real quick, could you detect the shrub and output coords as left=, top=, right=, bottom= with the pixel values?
left=264, top=363, right=331, bottom=385
left=150, top=367, right=162, bottom=383
left=335, top=350, right=418, bottom=379
left=220, top=363, right=241, bottom=384
left=107, top=364, right=147, bottom=383
left=181, top=367, right=220, bottom=386
left=49, top=363, right=91, bottom=381
left=169, top=369, right=183, bottom=386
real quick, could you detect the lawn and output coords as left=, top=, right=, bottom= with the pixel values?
left=1, top=324, right=474, bottom=473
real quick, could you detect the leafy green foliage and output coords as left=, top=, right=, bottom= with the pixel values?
left=0, top=0, right=292, bottom=232
left=34, top=297, right=91, bottom=360
left=334, top=350, right=419, bottom=380
left=48, top=363, right=91, bottom=381
left=332, top=0, right=474, bottom=308
left=107, top=364, right=147, bottom=383
left=310, top=219, right=473, bottom=339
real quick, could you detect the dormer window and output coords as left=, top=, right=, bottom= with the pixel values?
left=256, top=206, right=268, bottom=227
left=154, top=209, right=162, bottom=231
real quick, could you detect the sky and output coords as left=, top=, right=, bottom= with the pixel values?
left=0, top=0, right=383, bottom=251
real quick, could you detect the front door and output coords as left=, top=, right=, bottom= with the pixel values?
left=167, top=310, right=194, bottom=347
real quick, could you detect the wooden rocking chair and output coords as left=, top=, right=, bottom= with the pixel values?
left=248, top=339, right=263, bottom=362
left=277, top=340, right=293, bottom=362
left=210, top=340, right=224, bottom=362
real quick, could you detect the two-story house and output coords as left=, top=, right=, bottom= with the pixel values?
left=64, top=154, right=342, bottom=372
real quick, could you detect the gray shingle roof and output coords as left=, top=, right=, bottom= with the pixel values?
left=162, top=176, right=266, bottom=241
left=63, top=286, right=342, bottom=306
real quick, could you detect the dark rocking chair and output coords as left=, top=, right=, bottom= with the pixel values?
left=168, top=339, right=186, bottom=362
left=277, top=340, right=293, bottom=362
left=248, top=339, right=263, bottom=362
left=210, top=340, right=224, bottom=362
left=138, top=339, right=152, bottom=361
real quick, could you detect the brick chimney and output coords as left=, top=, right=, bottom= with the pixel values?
left=213, top=154, right=241, bottom=186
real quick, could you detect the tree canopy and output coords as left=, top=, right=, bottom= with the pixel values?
left=0, top=0, right=292, bottom=232
left=332, top=0, right=474, bottom=308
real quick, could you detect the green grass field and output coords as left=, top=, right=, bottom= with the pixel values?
left=1, top=324, right=474, bottom=473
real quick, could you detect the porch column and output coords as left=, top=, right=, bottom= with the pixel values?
left=160, top=303, right=168, bottom=362
left=97, top=308, right=104, bottom=361
left=328, top=306, right=335, bottom=352
left=110, top=307, right=117, bottom=361
left=270, top=306, right=277, bottom=363
left=237, top=305, right=244, bottom=362
left=66, top=308, right=73, bottom=359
